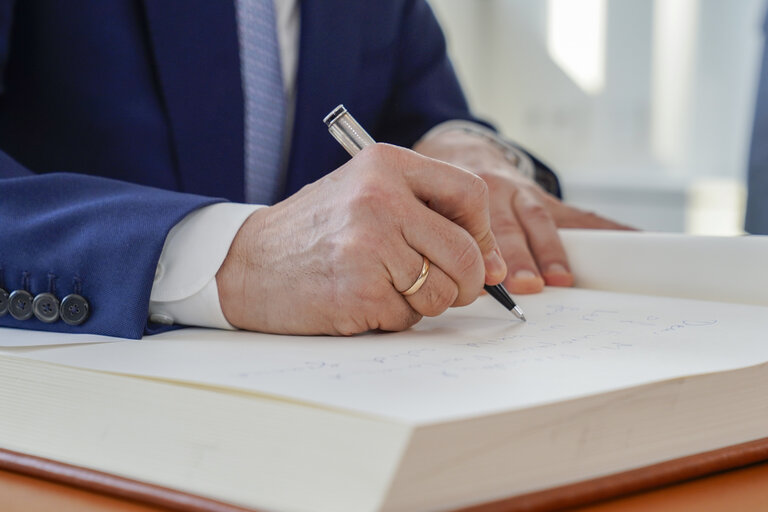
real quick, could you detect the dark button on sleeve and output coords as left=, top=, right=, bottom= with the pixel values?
left=9, top=290, right=34, bottom=321
left=33, top=292, right=60, bottom=323
left=0, top=288, right=8, bottom=317
left=60, top=294, right=90, bottom=326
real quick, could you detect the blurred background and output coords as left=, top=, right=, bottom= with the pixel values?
left=429, top=0, right=766, bottom=234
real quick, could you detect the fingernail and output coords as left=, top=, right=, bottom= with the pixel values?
left=543, top=263, right=574, bottom=287
left=507, top=269, right=545, bottom=294
left=545, top=263, right=569, bottom=276
left=514, top=269, right=538, bottom=280
left=486, top=247, right=507, bottom=281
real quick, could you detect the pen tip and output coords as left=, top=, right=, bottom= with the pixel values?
left=512, top=305, right=527, bottom=322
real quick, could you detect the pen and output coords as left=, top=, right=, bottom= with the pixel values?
left=323, top=104, right=526, bottom=321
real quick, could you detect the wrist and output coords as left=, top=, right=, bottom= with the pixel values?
left=216, top=207, right=269, bottom=330
left=149, top=202, right=263, bottom=329
left=415, top=121, right=536, bottom=180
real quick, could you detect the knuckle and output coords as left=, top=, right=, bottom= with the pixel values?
left=381, top=309, right=422, bottom=332
left=464, top=174, right=490, bottom=209
left=454, top=235, right=484, bottom=280
left=421, top=283, right=457, bottom=317
left=474, top=228, right=497, bottom=252
left=358, top=142, right=387, bottom=161
left=452, top=290, right=480, bottom=308
left=519, top=201, right=551, bottom=223
left=357, top=143, right=402, bottom=174
left=359, top=281, right=391, bottom=307
left=331, top=232, right=368, bottom=264
left=347, top=178, right=406, bottom=222
left=479, top=172, right=503, bottom=189
left=492, top=216, right=525, bottom=238
left=339, top=268, right=388, bottom=306
left=332, top=285, right=393, bottom=335
left=367, top=142, right=397, bottom=158
left=332, top=316, right=366, bottom=336
left=349, top=179, right=389, bottom=212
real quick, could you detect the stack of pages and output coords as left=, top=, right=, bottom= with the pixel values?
left=1, top=230, right=767, bottom=512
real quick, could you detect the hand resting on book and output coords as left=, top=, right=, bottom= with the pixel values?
left=414, top=128, right=634, bottom=295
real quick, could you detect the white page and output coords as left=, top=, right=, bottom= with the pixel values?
left=9, top=288, right=768, bottom=424
left=0, top=329, right=117, bottom=348
left=561, top=230, right=768, bottom=306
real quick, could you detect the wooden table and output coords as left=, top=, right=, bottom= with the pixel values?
left=2, top=461, right=768, bottom=512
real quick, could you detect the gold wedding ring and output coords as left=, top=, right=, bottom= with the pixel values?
left=401, top=256, right=430, bottom=296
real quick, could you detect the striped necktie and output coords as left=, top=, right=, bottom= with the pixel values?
left=235, top=0, right=286, bottom=205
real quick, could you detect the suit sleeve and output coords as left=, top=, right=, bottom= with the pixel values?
left=0, top=0, right=226, bottom=339
left=0, top=156, right=219, bottom=339
left=379, top=0, right=562, bottom=198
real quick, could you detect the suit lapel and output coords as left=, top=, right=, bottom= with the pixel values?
left=142, top=1, right=245, bottom=201
left=284, top=0, right=362, bottom=197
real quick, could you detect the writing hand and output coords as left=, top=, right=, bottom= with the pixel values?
left=216, top=144, right=507, bottom=335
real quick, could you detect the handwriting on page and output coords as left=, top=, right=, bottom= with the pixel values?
left=231, top=301, right=720, bottom=383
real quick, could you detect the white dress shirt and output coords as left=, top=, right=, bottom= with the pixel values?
left=148, top=0, right=299, bottom=328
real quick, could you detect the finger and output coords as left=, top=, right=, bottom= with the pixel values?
left=553, top=203, right=637, bottom=231
left=489, top=196, right=546, bottom=294
left=390, top=146, right=507, bottom=284
left=512, top=191, right=574, bottom=288
left=374, top=290, right=424, bottom=332
left=390, top=250, right=459, bottom=317
left=398, top=205, right=486, bottom=306
left=331, top=273, right=422, bottom=334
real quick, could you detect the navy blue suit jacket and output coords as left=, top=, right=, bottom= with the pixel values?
left=746, top=13, right=768, bottom=234
left=0, top=1, right=555, bottom=338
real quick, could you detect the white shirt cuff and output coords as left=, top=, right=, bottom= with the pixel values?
left=149, top=202, right=264, bottom=329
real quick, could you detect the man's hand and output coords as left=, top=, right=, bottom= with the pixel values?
left=413, top=128, right=632, bottom=295
left=216, top=144, right=507, bottom=335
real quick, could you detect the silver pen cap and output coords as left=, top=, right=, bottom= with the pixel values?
left=323, top=105, right=375, bottom=157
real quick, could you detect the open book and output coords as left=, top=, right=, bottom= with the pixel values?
left=1, top=230, right=767, bottom=512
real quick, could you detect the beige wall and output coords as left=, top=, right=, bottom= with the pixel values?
left=429, top=0, right=765, bottom=234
